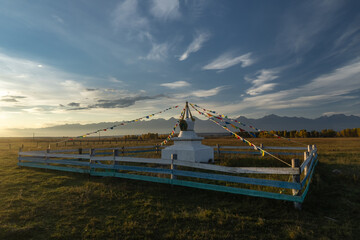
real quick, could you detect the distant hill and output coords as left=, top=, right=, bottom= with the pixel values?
left=235, top=114, right=360, bottom=132
left=9, top=114, right=360, bottom=137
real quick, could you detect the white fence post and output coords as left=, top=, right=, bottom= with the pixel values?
left=292, top=158, right=301, bottom=210
left=303, top=151, right=309, bottom=176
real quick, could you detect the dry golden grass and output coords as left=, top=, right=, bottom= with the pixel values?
left=0, top=137, right=359, bottom=239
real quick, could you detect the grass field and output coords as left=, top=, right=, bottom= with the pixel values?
left=0, top=137, right=359, bottom=239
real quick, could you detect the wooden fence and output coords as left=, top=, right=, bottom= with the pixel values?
left=18, top=145, right=318, bottom=209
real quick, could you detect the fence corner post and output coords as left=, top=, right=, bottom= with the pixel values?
left=312, top=144, right=317, bottom=152
left=291, top=158, right=301, bottom=210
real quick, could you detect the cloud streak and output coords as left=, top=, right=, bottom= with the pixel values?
left=278, top=0, right=343, bottom=53
left=150, top=0, right=181, bottom=21
left=192, top=86, right=225, bottom=97
left=160, top=81, right=190, bottom=89
left=245, top=69, right=279, bottom=96
left=0, top=52, right=86, bottom=109
left=0, top=95, right=27, bottom=103
left=142, top=42, right=170, bottom=61
left=235, top=59, right=360, bottom=112
left=68, top=102, right=80, bottom=107
left=68, top=94, right=166, bottom=110
left=1, top=98, right=18, bottom=102
left=176, top=86, right=226, bottom=98
left=0, top=51, right=148, bottom=114
left=179, top=31, right=210, bottom=61
left=112, top=0, right=148, bottom=31
left=203, top=52, right=254, bottom=70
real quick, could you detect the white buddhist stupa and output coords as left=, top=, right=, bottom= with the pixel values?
left=161, top=102, right=214, bottom=163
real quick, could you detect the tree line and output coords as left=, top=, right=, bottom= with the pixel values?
left=120, top=128, right=360, bottom=140
left=237, top=128, right=360, bottom=138
left=121, top=133, right=169, bottom=140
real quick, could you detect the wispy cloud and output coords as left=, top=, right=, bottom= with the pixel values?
left=52, top=15, right=64, bottom=24
left=185, top=86, right=226, bottom=98
left=322, top=111, right=345, bottom=116
left=67, top=102, right=80, bottom=107
left=109, top=76, right=123, bottom=84
left=0, top=95, right=27, bottom=103
left=68, top=94, right=166, bottom=110
left=0, top=51, right=135, bottom=112
left=245, top=69, right=279, bottom=96
left=111, top=0, right=149, bottom=36
left=179, top=31, right=210, bottom=61
left=0, top=52, right=81, bottom=109
left=141, top=42, right=169, bottom=61
left=192, top=87, right=224, bottom=97
left=278, top=0, right=344, bottom=53
left=329, top=16, right=360, bottom=58
left=93, top=94, right=166, bottom=108
left=183, top=0, right=208, bottom=19
left=85, top=88, right=98, bottom=92
left=1, top=98, right=18, bottom=102
left=150, top=0, right=181, bottom=21
left=233, top=59, right=360, bottom=112
left=161, top=81, right=190, bottom=89
left=203, top=52, right=254, bottom=70
left=169, top=85, right=226, bottom=99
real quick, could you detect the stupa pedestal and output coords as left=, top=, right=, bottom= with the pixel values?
left=161, top=103, right=214, bottom=163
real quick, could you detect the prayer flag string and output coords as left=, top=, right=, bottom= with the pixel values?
left=190, top=103, right=306, bottom=146
left=190, top=103, right=291, bottom=166
left=56, top=105, right=179, bottom=144
left=158, top=107, right=186, bottom=146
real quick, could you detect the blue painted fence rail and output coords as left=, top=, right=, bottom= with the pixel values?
left=18, top=145, right=318, bottom=205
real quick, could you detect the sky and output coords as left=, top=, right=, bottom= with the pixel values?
left=0, top=0, right=360, bottom=136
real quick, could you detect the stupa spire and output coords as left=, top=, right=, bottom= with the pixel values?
left=184, top=101, right=193, bottom=120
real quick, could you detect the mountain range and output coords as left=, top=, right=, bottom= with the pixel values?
left=9, top=114, right=360, bottom=137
